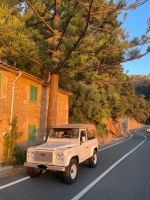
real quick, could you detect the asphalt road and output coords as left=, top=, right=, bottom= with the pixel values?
left=0, top=129, right=150, bottom=200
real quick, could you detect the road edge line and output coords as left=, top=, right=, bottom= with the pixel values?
left=71, top=133, right=146, bottom=200
left=0, top=176, right=30, bottom=190
left=98, top=131, right=133, bottom=152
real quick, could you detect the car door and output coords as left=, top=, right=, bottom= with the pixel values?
left=79, top=129, right=90, bottom=162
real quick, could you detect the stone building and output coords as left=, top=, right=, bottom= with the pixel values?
left=0, top=62, right=71, bottom=163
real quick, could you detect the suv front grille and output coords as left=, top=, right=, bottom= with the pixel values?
left=33, top=151, right=53, bottom=163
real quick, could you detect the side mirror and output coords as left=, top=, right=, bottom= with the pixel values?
left=43, top=136, right=46, bottom=141
left=81, top=136, right=86, bottom=143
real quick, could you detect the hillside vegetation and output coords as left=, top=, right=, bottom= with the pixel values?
left=136, top=77, right=150, bottom=100
left=134, top=77, right=150, bottom=124
left=60, top=67, right=150, bottom=132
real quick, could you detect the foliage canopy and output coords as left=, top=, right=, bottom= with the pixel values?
left=0, top=0, right=150, bottom=130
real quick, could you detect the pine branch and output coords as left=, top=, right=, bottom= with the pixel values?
left=0, top=40, right=43, bottom=67
left=62, top=50, right=150, bottom=75
left=75, top=0, right=89, bottom=11
left=60, top=73, right=149, bottom=84
left=25, top=0, right=55, bottom=34
left=60, top=0, right=94, bottom=69
left=56, top=1, right=78, bottom=51
left=73, top=39, right=150, bottom=55
left=91, top=0, right=149, bottom=16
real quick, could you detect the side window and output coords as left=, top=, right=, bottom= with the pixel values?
left=28, top=125, right=36, bottom=142
left=88, top=130, right=96, bottom=140
left=30, top=85, right=38, bottom=102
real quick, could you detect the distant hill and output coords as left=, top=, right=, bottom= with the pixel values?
left=134, top=75, right=150, bottom=100
left=129, top=75, right=150, bottom=82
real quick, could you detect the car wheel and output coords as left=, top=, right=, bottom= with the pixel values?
left=89, top=150, right=98, bottom=168
left=27, top=167, right=42, bottom=178
left=63, top=158, right=78, bottom=184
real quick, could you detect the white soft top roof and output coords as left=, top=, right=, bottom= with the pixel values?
left=52, top=124, right=96, bottom=131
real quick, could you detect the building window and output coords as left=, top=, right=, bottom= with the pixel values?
left=28, top=125, right=36, bottom=142
left=30, top=85, right=38, bottom=102
left=87, top=130, right=96, bottom=140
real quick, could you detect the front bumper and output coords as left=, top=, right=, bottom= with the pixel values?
left=24, top=162, right=66, bottom=172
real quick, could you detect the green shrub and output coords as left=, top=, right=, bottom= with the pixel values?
left=3, top=117, right=22, bottom=165
left=13, top=145, right=26, bottom=165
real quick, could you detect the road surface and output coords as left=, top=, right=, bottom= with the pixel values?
left=0, top=129, right=150, bottom=200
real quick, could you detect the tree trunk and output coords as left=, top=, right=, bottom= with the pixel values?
left=47, top=74, right=59, bottom=129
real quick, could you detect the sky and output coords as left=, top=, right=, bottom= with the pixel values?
left=121, top=0, right=150, bottom=75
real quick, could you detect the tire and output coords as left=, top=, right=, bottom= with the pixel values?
left=89, top=150, right=98, bottom=168
left=63, top=158, right=78, bottom=184
left=27, top=167, right=42, bottom=178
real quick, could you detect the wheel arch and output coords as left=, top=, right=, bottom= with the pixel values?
left=66, top=155, right=79, bottom=166
left=70, top=155, right=79, bottom=163
left=90, top=146, right=98, bottom=157
left=94, top=147, right=98, bottom=152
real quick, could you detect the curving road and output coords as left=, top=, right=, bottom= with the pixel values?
left=0, top=129, right=150, bottom=200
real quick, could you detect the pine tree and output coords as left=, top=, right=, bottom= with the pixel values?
left=1, top=0, right=150, bottom=129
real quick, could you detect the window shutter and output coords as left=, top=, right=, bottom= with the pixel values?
left=30, top=85, right=33, bottom=101
left=28, top=125, right=36, bottom=142
left=30, top=85, right=38, bottom=102
left=33, top=86, right=37, bottom=102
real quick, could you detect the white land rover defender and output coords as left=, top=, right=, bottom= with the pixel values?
left=24, top=124, right=98, bottom=184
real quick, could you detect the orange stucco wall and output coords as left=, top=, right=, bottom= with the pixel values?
left=0, top=67, right=69, bottom=163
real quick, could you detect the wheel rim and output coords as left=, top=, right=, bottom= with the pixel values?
left=70, top=164, right=77, bottom=179
left=34, top=168, right=41, bottom=174
left=93, top=153, right=97, bottom=164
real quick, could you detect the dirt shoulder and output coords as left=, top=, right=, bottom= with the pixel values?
left=0, top=165, right=26, bottom=180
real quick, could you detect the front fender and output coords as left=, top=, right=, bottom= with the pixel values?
left=65, top=152, right=79, bottom=166
left=90, top=146, right=98, bottom=157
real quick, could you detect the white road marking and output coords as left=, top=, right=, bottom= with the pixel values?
left=71, top=133, right=146, bottom=200
left=0, top=176, right=30, bottom=190
left=99, top=132, right=133, bottom=152
left=99, top=140, right=125, bottom=152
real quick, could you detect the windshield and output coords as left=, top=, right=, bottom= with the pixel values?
left=49, top=128, right=79, bottom=139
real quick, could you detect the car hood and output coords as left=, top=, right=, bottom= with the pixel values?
left=33, top=141, right=78, bottom=151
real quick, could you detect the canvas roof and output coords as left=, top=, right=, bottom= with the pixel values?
left=52, top=124, right=96, bottom=131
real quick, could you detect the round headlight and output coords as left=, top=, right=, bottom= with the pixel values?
left=56, top=153, right=64, bottom=161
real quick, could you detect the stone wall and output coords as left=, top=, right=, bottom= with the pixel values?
left=0, top=66, right=70, bottom=163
